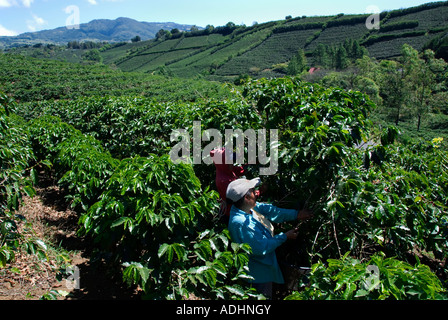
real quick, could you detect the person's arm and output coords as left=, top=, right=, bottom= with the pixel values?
left=244, top=225, right=287, bottom=256
left=232, top=217, right=286, bottom=256
left=256, top=202, right=314, bottom=222
left=254, top=202, right=298, bottom=223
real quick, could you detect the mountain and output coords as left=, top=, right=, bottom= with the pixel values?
left=0, top=17, right=196, bottom=48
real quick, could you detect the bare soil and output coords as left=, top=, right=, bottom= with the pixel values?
left=0, top=184, right=141, bottom=300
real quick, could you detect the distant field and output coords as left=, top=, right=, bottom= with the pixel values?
left=366, top=32, right=446, bottom=59
left=4, top=1, right=447, bottom=80
left=215, top=29, right=317, bottom=77
left=384, top=5, right=448, bottom=31
left=130, top=2, right=448, bottom=79
left=306, top=24, right=368, bottom=51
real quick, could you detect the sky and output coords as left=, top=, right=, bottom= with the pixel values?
left=0, top=0, right=444, bottom=36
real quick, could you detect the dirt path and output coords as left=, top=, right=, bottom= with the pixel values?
left=0, top=185, right=140, bottom=300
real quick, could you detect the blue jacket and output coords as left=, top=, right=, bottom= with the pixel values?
left=228, top=202, right=298, bottom=284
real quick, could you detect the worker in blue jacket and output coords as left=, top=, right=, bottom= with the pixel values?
left=226, top=177, right=313, bottom=299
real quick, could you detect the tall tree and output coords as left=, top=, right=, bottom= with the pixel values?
left=313, top=43, right=330, bottom=68
left=131, top=35, right=141, bottom=43
left=288, top=49, right=307, bottom=75
left=351, top=40, right=367, bottom=60
left=335, top=45, right=349, bottom=70
left=401, top=44, right=447, bottom=131
left=378, top=60, right=406, bottom=125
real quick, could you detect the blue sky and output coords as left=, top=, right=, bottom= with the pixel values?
left=0, top=0, right=442, bottom=36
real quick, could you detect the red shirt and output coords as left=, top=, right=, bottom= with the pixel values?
left=210, top=148, right=245, bottom=216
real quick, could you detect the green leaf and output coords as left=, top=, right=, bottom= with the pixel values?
left=23, top=185, right=36, bottom=197
left=158, top=243, right=185, bottom=263
left=224, top=285, right=246, bottom=297
left=158, top=243, right=170, bottom=259
left=327, top=200, right=345, bottom=210
left=172, top=243, right=186, bottom=262
left=354, top=289, right=369, bottom=298
left=343, top=282, right=357, bottom=299
left=110, top=217, right=129, bottom=228
left=122, top=262, right=151, bottom=287
left=194, top=241, right=213, bottom=262
left=30, top=168, right=38, bottom=185
left=138, top=266, right=151, bottom=286
left=40, top=159, right=52, bottom=168
left=34, top=239, right=47, bottom=251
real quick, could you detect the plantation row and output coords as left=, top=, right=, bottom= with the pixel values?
left=0, top=93, right=50, bottom=269
left=2, top=77, right=447, bottom=299
left=0, top=52, right=231, bottom=103
left=1, top=93, right=257, bottom=299
left=118, top=23, right=275, bottom=77
left=109, top=2, right=448, bottom=79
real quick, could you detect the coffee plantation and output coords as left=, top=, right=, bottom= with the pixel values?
left=1, top=75, right=447, bottom=299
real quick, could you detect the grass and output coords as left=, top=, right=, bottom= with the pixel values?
left=116, top=52, right=163, bottom=72
left=174, top=34, right=226, bottom=49
left=384, top=5, right=448, bottom=31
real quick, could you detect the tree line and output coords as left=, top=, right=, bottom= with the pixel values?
left=285, top=41, right=448, bottom=134
left=311, top=44, right=447, bottom=133
left=287, top=39, right=368, bottom=75
left=67, top=40, right=109, bottom=50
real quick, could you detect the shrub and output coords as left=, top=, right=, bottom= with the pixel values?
left=286, top=252, right=446, bottom=300
left=79, top=154, right=258, bottom=299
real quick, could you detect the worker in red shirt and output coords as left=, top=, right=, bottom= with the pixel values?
left=210, top=148, right=265, bottom=221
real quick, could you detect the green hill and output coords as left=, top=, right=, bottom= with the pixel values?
left=3, top=1, right=448, bottom=81
left=102, top=1, right=448, bottom=80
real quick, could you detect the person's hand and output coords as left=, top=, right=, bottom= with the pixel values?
left=285, top=228, right=299, bottom=240
left=298, top=208, right=313, bottom=221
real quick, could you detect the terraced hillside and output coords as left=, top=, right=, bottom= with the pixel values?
left=103, top=1, right=448, bottom=80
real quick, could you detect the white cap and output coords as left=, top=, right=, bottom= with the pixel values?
left=226, top=178, right=261, bottom=202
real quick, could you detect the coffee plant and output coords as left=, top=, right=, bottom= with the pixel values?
left=243, top=78, right=447, bottom=298
left=0, top=92, right=48, bottom=267
left=3, top=74, right=447, bottom=300
left=78, top=155, right=258, bottom=299
left=285, top=251, right=446, bottom=300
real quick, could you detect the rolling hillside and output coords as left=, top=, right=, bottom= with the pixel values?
left=101, top=1, right=448, bottom=80
left=2, top=1, right=448, bottom=80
